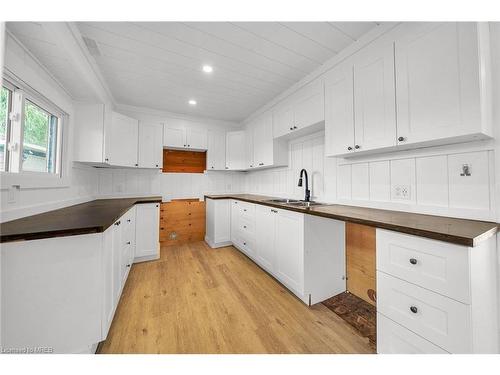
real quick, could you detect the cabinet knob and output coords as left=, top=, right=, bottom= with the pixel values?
left=184, top=144, right=186, bottom=147
left=126, top=264, right=131, bottom=268
left=410, top=306, right=418, bottom=314
left=126, top=241, right=131, bottom=245
left=156, top=164, right=159, bottom=167
left=293, top=125, right=298, bottom=129
left=398, top=136, right=406, bottom=142
left=271, top=209, right=278, bottom=213
left=243, top=242, right=247, bottom=246
left=289, top=127, right=293, bottom=131
left=250, top=165, right=253, bottom=168
left=354, top=145, right=360, bottom=149
left=127, top=219, right=131, bottom=222
left=188, top=144, right=190, bottom=147
left=259, top=162, right=264, bottom=166
left=105, top=158, right=109, bottom=162
left=225, top=166, right=229, bottom=169
left=409, top=258, right=418, bottom=265
left=243, top=225, right=247, bottom=228
left=135, top=163, right=139, bottom=166
left=211, top=166, right=214, bottom=169
left=156, top=204, right=159, bottom=207
left=347, top=146, right=353, bottom=151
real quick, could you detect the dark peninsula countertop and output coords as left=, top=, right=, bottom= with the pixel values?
left=0, top=196, right=162, bottom=243
left=205, top=194, right=498, bottom=247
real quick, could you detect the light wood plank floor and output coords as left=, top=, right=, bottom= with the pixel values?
left=98, top=241, right=374, bottom=354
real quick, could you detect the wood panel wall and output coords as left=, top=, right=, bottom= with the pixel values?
left=346, top=223, right=376, bottom=306
left=162, top=149, right=207, bottom=173
left=159, top=199, right=206, bottom=245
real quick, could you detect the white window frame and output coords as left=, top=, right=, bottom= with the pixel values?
left=0, top=75, right=70, bottom=189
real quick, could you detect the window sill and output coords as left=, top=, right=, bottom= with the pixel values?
left=0, top=171, right=70, bottom=190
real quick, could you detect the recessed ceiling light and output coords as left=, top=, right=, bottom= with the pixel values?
left=188, top=99, right=197, bottom=106
left=202, top=65, right=213, bottom=73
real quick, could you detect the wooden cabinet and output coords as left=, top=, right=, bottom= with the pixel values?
left=134, top=203, right=160, bottom=262
left=273, top=79, right=324, bottom=139
left=163, top=125, right=208, bottom=150
left=325, top=39, right=396, bottom=157
left=395, top=22, right=491, bottom=146
left=225, top=130, right=246, bottom=170
left=160, top=200, right=205, bottom=245
left=206, top=129, right=226, bottom=170
left=138, top=121, right=163, bottom=168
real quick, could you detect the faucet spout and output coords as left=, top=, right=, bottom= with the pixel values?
left=298, top=169, right=311, bottom=202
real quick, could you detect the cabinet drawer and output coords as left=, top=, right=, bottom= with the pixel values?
left=239, top=202, right=255, bottom=219
left=239, top=217, right=255, bottom=235
left=376, top=229, right=471, bottom=303
left=377, top=313, right=448, bottom=354
left=377, top=271, right=471, bottom=353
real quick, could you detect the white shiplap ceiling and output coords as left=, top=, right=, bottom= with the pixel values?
left=7, top=22, right=380, bottom=122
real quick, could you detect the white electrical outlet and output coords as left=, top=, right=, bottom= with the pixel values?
left=393, top=185, right=411, bottom=200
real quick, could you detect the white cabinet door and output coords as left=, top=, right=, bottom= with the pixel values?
left=395, top=23, right=483, bottom=145
left=163, top=125, right=186, bottom=148
left=102, top=225, right=116, bottom=338
left=106, top=112, right=139, bottom=167
left=135, top=203, right=160, bottom=260
left=138, top=121, right=163, bottom=168
left=111, top=220, right=123, bottom=309
left=186, top=128, right=208, bottom=150
left=273, top=101, right=294, bottom=138
left=275, top=209, right=304, bottom=296
left=207, top=129, right=226, bottom=170
left=246, top=125, right=255, bottom=169
left=353, top=41, right=396, bottom=152
left=230, top=200, right=241, bottom=246
left=253, top=113, right=274, bottom=168
left=324, top=62, right=355, bottom=156
left=255, top=205, right=276, bottom=273
left=225, top=131, right=246, bottom=170
left=293, top=80, right=325, bottom=132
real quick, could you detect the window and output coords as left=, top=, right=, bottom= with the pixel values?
left=1, top=78, right=63, bottom=178
left=0, top=85, right=12, bottom=172
left=22, top=100, right=60, bottom=174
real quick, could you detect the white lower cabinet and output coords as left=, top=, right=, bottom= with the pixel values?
left=377, top=313, right=449, bottom=354
left=275, top=208, right=304, bottom=296
left=211, top=198, right=346, bottom=305
left=205, top=198, right=231, bottom=248
left=376, top=229, right=498, bottom=354
left=134, top=203, right=160, bottom=262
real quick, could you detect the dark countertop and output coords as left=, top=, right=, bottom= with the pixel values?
left=0, top=196, right=162, bottom=243
left=205, top=194, right=498, bottom=247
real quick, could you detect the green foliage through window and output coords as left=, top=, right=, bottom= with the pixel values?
left=24, top=100, right=49, bottom=148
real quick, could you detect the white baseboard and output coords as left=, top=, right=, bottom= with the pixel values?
left=204, top=236, right=232, bottom=249
left=134, top=253, right=160, bottom=263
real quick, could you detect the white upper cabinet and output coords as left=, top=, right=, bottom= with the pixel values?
left=137, top=121, right=163, bottom=168
left=163, top=126, right=185, bottom=148
left=325, top=39, right=396, bottom=157
left=273, top=79, right=325, bottom=139
left=252, top=112, right=276, bottom=168
left=395, top=22, right=492, bottom=146
left=225, top=130, right=246, bottom=170
left=325, top=22, right=492, bottom=157
left=186, top=128, right=208, bottom=150
left=106, top=112, right=139, bottom=167
left=74, top=104, right=165, bottom=168
left=207, top=129, right=226, bottom=170
left=245, top=125, right=255, bottom=169
left=163, top=125, right=208, bottom=150
left=324, top=62, right=354, bottom=156
left=353, top=41, right=396, bottom=152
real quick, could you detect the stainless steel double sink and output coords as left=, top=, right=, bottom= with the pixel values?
left=264, top=198, right=325, bottom=208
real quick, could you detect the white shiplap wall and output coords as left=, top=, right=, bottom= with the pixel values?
left=245, top=135, right=496, bottom=222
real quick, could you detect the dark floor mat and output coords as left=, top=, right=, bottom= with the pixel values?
left=322, top=292, right=376, bottom=350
